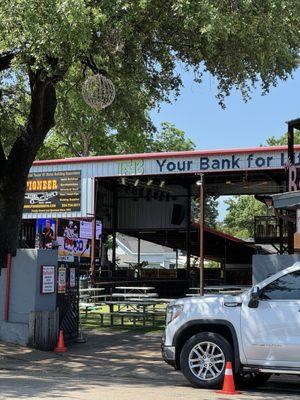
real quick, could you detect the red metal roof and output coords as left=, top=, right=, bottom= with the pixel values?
left=33, top=145, right=300, bottom=166
left=204, top=225, right=256, bottom=248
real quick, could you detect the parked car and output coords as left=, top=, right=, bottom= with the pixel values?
left=162, top=263, right=300, bottom=388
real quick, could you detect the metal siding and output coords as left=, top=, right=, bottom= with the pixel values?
left=118, top=186, right=187, bottom=230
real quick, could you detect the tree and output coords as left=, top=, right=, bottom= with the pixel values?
left=221, top=195, right=269, bottom=239
left=147, top=122, right=195, bottom=152
left=192, top=196, right=219, bottom=228
left=0, top=1, right=299, bottom=264
left=266, top=130, right=300, bottom=146
left=38, top=121, right=195, bottom=159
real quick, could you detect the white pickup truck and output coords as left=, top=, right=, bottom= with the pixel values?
left=162, top=263, right=300, bottom=388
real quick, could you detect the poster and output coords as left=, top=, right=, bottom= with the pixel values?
left=79, top=220, right=102, bottom=239
left=36, top=219, right=56, bottom=249
left=57, top=266, right=66, bottom=293
left=41, top=265, right=55, bottom=294
left=57, top=219, right=91, bottom=262
left=24, top=170, right=81, bottom=214
left=70, top=268, right=76, bottom=288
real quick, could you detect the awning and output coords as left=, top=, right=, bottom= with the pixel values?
left=271, top=190, right=300, bottom=210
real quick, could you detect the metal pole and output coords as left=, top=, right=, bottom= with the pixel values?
left=199, top=174, right=205, bottom=296
left=288, top=124, right=295, bottom=165
left=90, top=178, right=97, bottom=281
left=287, top=123, right=295, bottom=254
left=186, top=185, right=191, bottom=275
left=138, top=237, right=141, bottom=266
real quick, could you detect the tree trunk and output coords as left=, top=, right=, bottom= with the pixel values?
left=81, top=132, right=91, bottom=157
left=0, top=72, right=57, bottom=266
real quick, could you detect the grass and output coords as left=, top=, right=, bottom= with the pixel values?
left=80, top=304, right=166, bottom=334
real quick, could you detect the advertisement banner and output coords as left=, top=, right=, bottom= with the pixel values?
left=79, top=220, right=102, bottom=239
left=36, top=219, right=56, bottom=249
left=70, top=268, right=76, bottom=288
left=57, top=219, right=91, bottom=262
left=24, top=170, right=81, bottom=214
left=57, top=266, right=67, bottom=293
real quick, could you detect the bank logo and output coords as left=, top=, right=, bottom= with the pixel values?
left=117, top=160, right=144, bottom=175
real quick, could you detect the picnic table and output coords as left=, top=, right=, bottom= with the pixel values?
left=80, top=288, right=105, bottom=293
left=79, top=287, right=107, bottom=303
left=115, top=286, right=155, bottom=293
left=111, top=293, right=159, bottom=299
left=102, top=300, right=166, bottom=327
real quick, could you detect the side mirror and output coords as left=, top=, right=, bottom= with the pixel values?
left=248, top=286, right=260, bottom=308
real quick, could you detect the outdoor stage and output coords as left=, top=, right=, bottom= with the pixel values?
left=20, top=144, right=298, bottom=291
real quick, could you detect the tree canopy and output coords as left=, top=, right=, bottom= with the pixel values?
left=266, top=130, right=300, bottom=146
left=37, top=121, right=195, bottom=159
left=0, top=0, right=299, bottom=261
left=219, top=195, right=269, bottom=239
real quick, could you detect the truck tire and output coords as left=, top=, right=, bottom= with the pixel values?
left=180, top=332, right=233, bottom=389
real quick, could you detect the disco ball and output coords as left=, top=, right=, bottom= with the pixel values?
left=82, top=74, right=116, bottom=110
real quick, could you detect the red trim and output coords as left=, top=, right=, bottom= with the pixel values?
left=4, top=253, right=12, bottom=321
left=204, top=226, right=255, bottom=247
left=191, top=224, right=255, bottom=247
left=32, top=145, right=300, bottom=166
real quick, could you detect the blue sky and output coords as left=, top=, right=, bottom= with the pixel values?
left=150, top=68, right=300, bottom=219
left=151, top=68, right=300, bottom=150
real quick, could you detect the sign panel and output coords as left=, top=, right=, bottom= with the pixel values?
left=70, top=268, right=76, bottom=288
left=24, top=170, right=81, bottom=214
left=41, top=265, right=55, bottom=294
left=116, top=151, right=300, bottom=176
left=57, top=266, right=67, bottom=293
left=79, top=220, right=102, bottom=239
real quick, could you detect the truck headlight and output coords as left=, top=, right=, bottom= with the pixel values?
left=166, top=304, right=184, bottom=324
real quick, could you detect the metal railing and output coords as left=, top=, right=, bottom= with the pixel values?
left=254, top=216, right=288, bottom=244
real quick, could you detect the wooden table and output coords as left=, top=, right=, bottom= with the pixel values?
left=104, top=300, right=165, bottom=327
left=115, top=286, right=155, bottom=293
left=111, top=293, right=158, bottom=299
left=80, top=288, right=105, bottom=293
left=80, top=287, right=107, bottom=303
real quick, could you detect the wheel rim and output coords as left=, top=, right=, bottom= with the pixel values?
left=188, top=341, right=226, bottom=381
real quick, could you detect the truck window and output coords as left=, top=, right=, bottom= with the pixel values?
left=260, top=270, right=300, bottom=300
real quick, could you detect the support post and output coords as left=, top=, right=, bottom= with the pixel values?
left=112, top=184, right=118, bottom=271
left=4, top=253, right=12, bottom=321
left=90, top=178, right=98, bottom=280
left=199, top=174, right=205, bottom=296
left=186, top=184, right=191, bottom=275
left=287, top=122, right=295, bottom=254
left=137, top=237, right=141, bottom=266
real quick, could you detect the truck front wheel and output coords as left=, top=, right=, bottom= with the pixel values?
left=180, top=332, right=233, bottom=389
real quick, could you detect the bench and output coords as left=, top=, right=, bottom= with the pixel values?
left=99, top=311, right=164, bottom=328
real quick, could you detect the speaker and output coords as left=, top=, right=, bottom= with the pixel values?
left=171, top=204, right=185, bottom=225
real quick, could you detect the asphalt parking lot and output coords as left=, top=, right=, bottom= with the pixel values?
left=0, top=331, right=299, bottom=400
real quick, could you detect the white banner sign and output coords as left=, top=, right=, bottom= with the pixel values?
left=41, top=265, right=55, bottom=294
left=116, top=151, right=300, bottom=176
